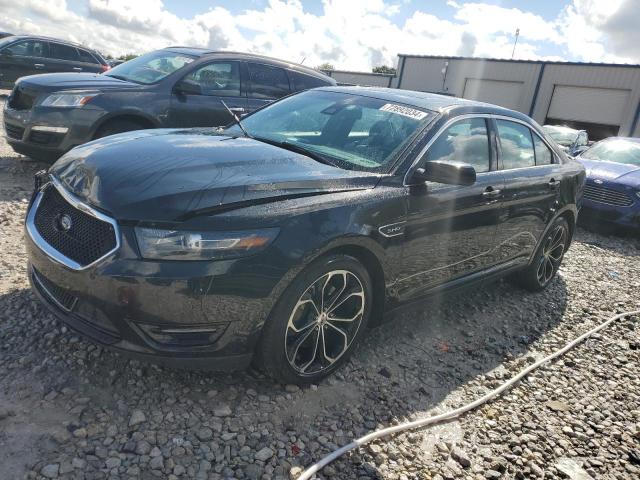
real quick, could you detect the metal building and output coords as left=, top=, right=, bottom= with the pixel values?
left=331, top=55, right=640, bottom=140
left=396, top=55, right=640, bottom=139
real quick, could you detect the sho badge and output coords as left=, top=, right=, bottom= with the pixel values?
left=378, top=222, right=406, bottom=238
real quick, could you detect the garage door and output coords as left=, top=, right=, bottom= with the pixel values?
left=462, top=79, right=523, bottom=110
left=547, top=86, right=630, bottom=126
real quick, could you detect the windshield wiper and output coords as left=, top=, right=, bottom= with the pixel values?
left=254, top=137, right=337, bottom=167
left=219, top=99, right=252, bottom=139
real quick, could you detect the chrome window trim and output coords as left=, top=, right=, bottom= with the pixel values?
left=403, top=113, right=560, bottom=186
left=25, top=176, right=121, bottom=271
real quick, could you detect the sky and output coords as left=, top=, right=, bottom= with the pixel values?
left=1, top=0, right=639, bottom=71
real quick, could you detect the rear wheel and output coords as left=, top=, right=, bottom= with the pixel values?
left=512, top=217, right=570, bottom=291
left=94, top=119, right=149, bottom=139
left=256, top=254, right=372, bottom=384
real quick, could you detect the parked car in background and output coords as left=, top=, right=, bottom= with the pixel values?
left=108, top=59, right=125, bottom=68
left=0, top=32, right=13, bottom=39
left=575, top=137, right=640, bottom=230
left=0, top=35, right=109, bottom=89
left=3, top=47, right=336, bottom=162
left=25, top=87, right=584, bottom=383
left=543, top=125, right=589, bottom=156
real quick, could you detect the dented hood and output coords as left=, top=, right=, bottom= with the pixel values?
left=50, top=128, right=381, bottom=222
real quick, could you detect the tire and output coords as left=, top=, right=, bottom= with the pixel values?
left=94, top=119, right=148, bottom=139
left=512, top=217, right=570, bottom=292
left=256, top=254, right=373, bottom=384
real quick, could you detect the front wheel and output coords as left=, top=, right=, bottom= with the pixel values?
left=512, top=217, right=570, bottom=291
left=256, top=254, right=373, bottom=384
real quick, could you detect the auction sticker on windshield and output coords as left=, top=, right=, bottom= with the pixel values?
left=380, top=103, right=428, bottom=120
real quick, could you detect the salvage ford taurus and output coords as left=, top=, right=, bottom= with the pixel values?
left=25, top=87, right=585, bottom=383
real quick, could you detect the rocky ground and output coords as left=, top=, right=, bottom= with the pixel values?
left=0, top=94, right=639, bottom=480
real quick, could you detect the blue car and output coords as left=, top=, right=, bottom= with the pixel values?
left=576, top=137, right=640, bottom=230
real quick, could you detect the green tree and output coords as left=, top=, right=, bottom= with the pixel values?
left=118, top=53, right=138, bottom=61
left=372, top=65, right=396, bottom=75
left=316, top=62, right=335, bottom=72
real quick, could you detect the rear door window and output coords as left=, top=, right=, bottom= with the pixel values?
left=77, top=49, right=99, bottom=65
left=289, top=71, right=328, bottom=91
left=183, top=61, right=241, bottom=96
left=48, top=43, right=80, bottom=62
left=425, top=118, right=491, bottom=173
left=3, top=40, right=48, bottom=57
left=496, top=120, right=535, bottom=169
left=247, top=63, right=290, bottom=99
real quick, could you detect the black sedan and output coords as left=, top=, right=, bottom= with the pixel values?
left=25, top=87, right=585, bottom=383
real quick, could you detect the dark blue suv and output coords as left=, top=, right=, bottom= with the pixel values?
left=3, top=47, right=335, bottom=162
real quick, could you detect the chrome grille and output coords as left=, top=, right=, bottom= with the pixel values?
left=583, top=184, right=634, bottom=207
left=31, top=183, right=118, bottom=268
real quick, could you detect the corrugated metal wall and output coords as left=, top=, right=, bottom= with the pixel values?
left=398, top=56, right=541, bottom=113
left=325, top=70, right=394, bottom=87
left=530, top=64, right=640, bottom=136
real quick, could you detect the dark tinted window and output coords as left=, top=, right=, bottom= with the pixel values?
left=77, top=49, right=98, bottom=64
left=247, top=63, right=290, bottom=99
left=426, top=118, right=491, bottom=173
left=3, top=40, right=48, bottom=57
left=48, top=43, right=80, bottom=61
left=184, top=62, right=241, bottom=96
left=497, top=120, right=535, bottom=169
left=289, top=71, right=328, bottom=91
left=533, top=134, right=553, bottom=165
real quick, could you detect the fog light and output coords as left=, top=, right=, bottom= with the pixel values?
left=31, top=125, right=69, bottom=133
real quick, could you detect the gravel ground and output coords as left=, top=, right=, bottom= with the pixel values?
left=1, top=94, right=639, bottom=480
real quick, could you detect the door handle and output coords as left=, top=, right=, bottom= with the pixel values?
left=72, top=67, right=82, bottom=71
left=34, top=63, right=45, bottom=69
left=482, top=187, right=501, bottom=198
left=548, top=178, right=560, bottom=189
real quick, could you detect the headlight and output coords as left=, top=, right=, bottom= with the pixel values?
left=40, top=93, right=98, bottom=108
left=135, top=227, right=279, bottom=260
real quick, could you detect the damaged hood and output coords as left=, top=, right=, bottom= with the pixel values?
left=50, top=129, right=381, bottom=222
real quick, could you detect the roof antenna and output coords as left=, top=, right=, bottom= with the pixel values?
left=300, top=56, right=306, bottom=64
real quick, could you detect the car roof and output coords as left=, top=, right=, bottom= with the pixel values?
left=543, top=124, right=583, bottom=133
left=4, top=34, right=100, bottom=52
left=164, top=47, right=333, bottom=81
left=316, top=86, right=533, bottom=119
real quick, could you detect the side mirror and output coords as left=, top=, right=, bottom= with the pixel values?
left=173, top=80, right=201, bottom=96
left=410, top=160, right=477, bottom=186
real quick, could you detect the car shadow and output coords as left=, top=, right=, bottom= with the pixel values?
left=0, top=267, right=570, bottom=477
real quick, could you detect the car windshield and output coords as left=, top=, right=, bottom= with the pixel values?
left=0, top=36, right=17, bottom=49
left=104, top=50, right=197, bottom=85
left=580, top=139, right=640, bottom=166
left=227, top=90, right=435, bottom=172
left=543, top=126, right=579, bottom=146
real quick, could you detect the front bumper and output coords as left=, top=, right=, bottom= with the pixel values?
left=25, top=217, right=283, bottom=371
left=3, top=103, right=103, bottom=161
left=580, top=200, right=640, bottom=229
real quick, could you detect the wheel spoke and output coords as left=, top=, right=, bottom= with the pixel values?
left=325, top=272, right=348, bottom=312
left=324, top=322, right=349, bottom=362
left=327, top=291, right=364, bottom=316
left=297, top=327, right=321, bottom=373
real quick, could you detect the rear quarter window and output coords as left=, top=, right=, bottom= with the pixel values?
left=247, top=63, right=290, bottom=99
left=289, top=71, right=330, bottom=91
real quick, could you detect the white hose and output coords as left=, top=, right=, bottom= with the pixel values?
left=296, top=309, right=640, bottom=480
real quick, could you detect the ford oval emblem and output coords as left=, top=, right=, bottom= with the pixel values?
left=594, top=179, right=603, bottom=184
left=59, top=214, right=73, bottom=231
